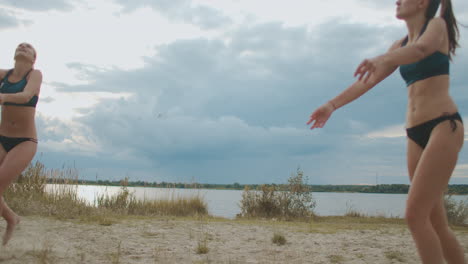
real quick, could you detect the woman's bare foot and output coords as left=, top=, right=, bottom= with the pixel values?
left=3, top=214, right=20, bottom=246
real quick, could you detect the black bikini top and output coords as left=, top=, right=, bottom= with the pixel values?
left=0, top=69, right=38, bottom=107
left=399, top=22, right=450, bottom=86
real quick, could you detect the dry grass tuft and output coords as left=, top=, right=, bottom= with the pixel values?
left=384, top=250, right=405, bottom=262
left=96, top=178, right=207, bottom=217
left=328, top=254, right=344, bottom=264
left=271, top=233, right=286, bottom=246
left=196, top=239, right=209, bottom=254
left=4, top=161, right=208, bottom=222
left=26, top=240, right=54, bottom=264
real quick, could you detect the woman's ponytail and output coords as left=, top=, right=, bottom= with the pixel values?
left=425, top=0, right=459, bottom=59
left=440, top=0, right=460, bottom=58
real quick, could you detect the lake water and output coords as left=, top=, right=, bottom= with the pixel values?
left=47, top=185, right=468, bottom=219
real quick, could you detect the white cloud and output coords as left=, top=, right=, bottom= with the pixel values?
left=365, top=124, right=406, bottom=139
left=453, top=164, right=468, bottom=178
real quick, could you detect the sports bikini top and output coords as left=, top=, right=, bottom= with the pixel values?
left=399, top=23, right=449, bottom=86
left=0, top=69, right=38, bottom=107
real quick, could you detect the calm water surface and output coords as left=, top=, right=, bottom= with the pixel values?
left=47, top=185, right=467, bottom=219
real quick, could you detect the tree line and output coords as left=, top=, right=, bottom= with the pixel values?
left=46, top=179, right=468, bottom=195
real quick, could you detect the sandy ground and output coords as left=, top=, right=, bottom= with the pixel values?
left=0, top=216, right=466, bottom=264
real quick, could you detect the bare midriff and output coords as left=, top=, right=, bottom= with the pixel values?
left=406, top=74, right=458, bottom=128
left=0, top=106, right=37, bottom=138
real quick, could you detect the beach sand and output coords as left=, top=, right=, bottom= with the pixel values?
left=0, top=216, right=466, bottom=263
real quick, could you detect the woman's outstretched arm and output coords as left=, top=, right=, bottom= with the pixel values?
left=307, top=39, right=403, bottom=129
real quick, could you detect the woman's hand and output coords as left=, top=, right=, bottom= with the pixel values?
left=354, top=55, right=386, bottom=83
left=0, top=94, right=5, bottom=105
left=307, top=101, right=335, bottom=129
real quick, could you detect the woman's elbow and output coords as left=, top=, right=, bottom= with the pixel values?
left=21, top=94, right=34, bottom=104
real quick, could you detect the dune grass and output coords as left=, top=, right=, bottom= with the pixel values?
left=96, top=178, right=207, bottom=217
left=4, top=161, right=208, bottom=222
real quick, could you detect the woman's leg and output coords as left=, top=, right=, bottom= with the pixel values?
left=408, top=137, right=466, bottom=264
left=430, top=197, right=466, bottom=264
left=0, top=141, right=37, bottom=245
left=405, top=120, right=465, bottom=264
left=1, top=197, right=20, bottom=246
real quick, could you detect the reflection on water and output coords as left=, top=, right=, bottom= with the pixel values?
left=46, top=184, right=467, bottom=219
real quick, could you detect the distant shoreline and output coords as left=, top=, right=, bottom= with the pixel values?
left=46, top=180, right=468, bottom=195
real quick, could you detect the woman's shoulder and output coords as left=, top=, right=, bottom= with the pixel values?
left=427, top=17, right=448, bottom=33
left=428, top=17, right=446, bottom=25
left=26, top=69, right=42, bottom=81
left=0, top=69, right=9, bottom=80
left=388, top=37, right=407, bottom=52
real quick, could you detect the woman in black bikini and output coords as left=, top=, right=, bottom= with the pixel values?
left=307, top=0, right=465, bottom=263
left=0, top=42, right=42, bottom=245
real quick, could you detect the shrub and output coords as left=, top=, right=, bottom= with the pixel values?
left=444, top=195, right=468, bottom=226
left=271, top=233, right=286, bottom=246
left=239, top=168, right=316, bottom=220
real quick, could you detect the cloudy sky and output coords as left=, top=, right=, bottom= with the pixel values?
left=1, top=0, right=468, bottom=185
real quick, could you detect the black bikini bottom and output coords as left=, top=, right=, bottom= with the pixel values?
left=406, top=112, right=463, bottom=149
left=0, top=135, right=38, bottom=152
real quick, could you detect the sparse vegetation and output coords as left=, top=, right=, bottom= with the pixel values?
left=26, top=240, right=54, bottom=264
left=384, top=250, right=405, bottom=262
left=239, top=168, right=316, bottom=220
left=97, top=178, right=207, bottom=217
left=271, top=233, right=286, bottom=246
left=344, top=202, right=366, bottom=218
left=196, top=239, right=209, bottom=254
left=4, top=161, right=208, bottom=221
left=444, top=195, right=468, bottom=226
left=328, top=254, right=344, bottom=263
left=108, top=241, right=122, bottom=264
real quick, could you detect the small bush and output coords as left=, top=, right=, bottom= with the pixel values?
left=271, top=233, right=286, bottom=246
left=196, top=240, right=209, bottom=254
left=444, top=195, right=468, bottom=226
left=239, top=168, right=316, bottom=220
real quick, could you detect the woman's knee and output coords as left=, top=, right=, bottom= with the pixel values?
left=429, top=207, right=451, bottom=235
left=405, top=201, right=431, bottom=228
